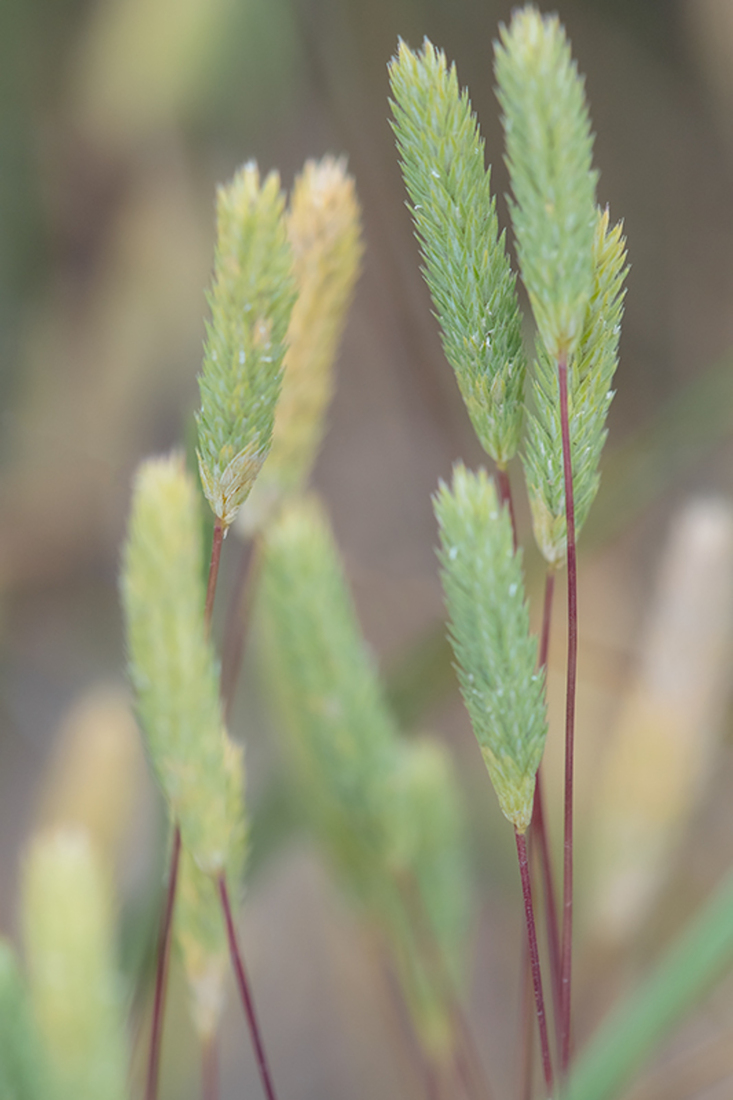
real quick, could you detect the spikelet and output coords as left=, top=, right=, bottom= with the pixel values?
left=258, top=495, right=396, bottom=897
left=523, top=208, right=628, bottom=564
left=240, top=156, right=363, bottom=532
left=389, top=39, right=526, bottom=466
left=258, top=497, right=469, bottom=1054
left=0, top=938, right=46, bottom=1100
left=495, top=5, right=597, bottom=362
left=121, top=453, right=239, bottom=873
left=196, top=162, right=296, bottom=528
left=435, top=465, right=547, bottom=832
left=21, top=828, right=127, bottom=1100
left=175, top=736, right=247, bottom=1041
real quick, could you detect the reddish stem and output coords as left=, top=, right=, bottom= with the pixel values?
left=515, top=830, right=554, bottom=1096
left=145, top=825, right=182, bottom=1100
left=202, top=1034, right=219, bottom=1100
left=496, top=466, right=518, bottom=551
left=218, top=875, right=279, bottom=1100
left=538, top=568, right=555, bottom=673
left=220, top=536, right=261, bottom=722
left=557, top=356, right=578, bottom=1075
left=518, top=862, right=535, bottom=1100
left=205, top=517, right=225, bottom=633
left=532, top=775, right=562, bottom=1048
left=535, top=569, right=563, bottom=1045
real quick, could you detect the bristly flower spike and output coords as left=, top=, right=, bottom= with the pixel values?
left=435, top=464, right=553, bottom=1090
left=121, top=453, right=242, bottom=875
left=196, top=162, right=296, bottom=530
left=389, top=38, right=527, bottom=468
left=259, top=496, right=470, bottom=1058
left=175, top=736, right=247, bottom=1043
left=524, top=208, right=628, bottom=565
left=494, top=5, right=598, bottom=364
left=239, top=156, right=363, bottom=533
left=434, top=464, right=547, bottom=833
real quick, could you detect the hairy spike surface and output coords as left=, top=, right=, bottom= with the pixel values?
left=495, top=5, right=597, bottom=362
left=196, top=162, right=296, bottom=528
left=435, top=464, right=547, bottom=832
left=259, top=496, right=397, bottom=892
left=259, top=496, right=469, bottom=1054
left=523, top=209, right=628, bottom=564
left=240, top=156, right=363, bottom=533
left=121, top=453, right=241, bottom=873
left=389, top=38, right=526, bottom=466
left=175, top=737, right=247, bottom=1040
left=22, top=828, right=127, bottom=1100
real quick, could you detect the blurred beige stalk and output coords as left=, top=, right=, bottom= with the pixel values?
left=71, top=0, right=232, bottom=149
left=37, top=685, right=146, bottom=873
left=590, top=497, right=733, bottom=944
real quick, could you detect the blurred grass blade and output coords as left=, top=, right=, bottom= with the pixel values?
left=564, top=869, right=733, bottom=1100
left=0, top=938, right=46, bottom=1100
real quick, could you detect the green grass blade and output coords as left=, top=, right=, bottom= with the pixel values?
left=565, top=870, right=733, bottom=1100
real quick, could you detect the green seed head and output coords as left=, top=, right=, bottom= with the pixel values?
left=196, top=162, right=296, bottom=528
left=435, top=464, right=547, bottom=832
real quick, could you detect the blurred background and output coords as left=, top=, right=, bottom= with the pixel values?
left=3, top=0, right=733, bottom=1097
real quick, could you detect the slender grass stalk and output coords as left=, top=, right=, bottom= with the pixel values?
left=145, top=826, right=182, bottom=1100
left=496, top=467, right=518, bottom=551
left=519, top=931, right=534, bottom=1100
left=521, top=570, right=561, bottom=1082
left=515, top=830, right=554, bottom=1096
left=205, top=518, right=225, bottom=632
left=218, top=874, right=279, bottom=1100
left=535, top=570, right=562, bottom=1039
left=220, top=536, right=262, bottom=721
left=558, top=356, right=578, bottom=1075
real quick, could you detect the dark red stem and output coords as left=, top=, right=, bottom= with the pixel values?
left=557, top=356, right=578, bottom=1075
left=218, top=874, right=279, bottom=1100
left=205, top=517, right=225, bottom=633
left=145, top=825, right=182, bottom=1100
left=535, top=569, right=563, bottom=1044
left=515, top=830, right=554, bottom=1096
left=496, top=466, right=518, bottom=551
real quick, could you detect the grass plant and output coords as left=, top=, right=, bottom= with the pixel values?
left=5, top=7, right=733, bottom=1100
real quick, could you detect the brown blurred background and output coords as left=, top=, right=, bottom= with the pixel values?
left=4, top=0, right=733, bottom=1097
